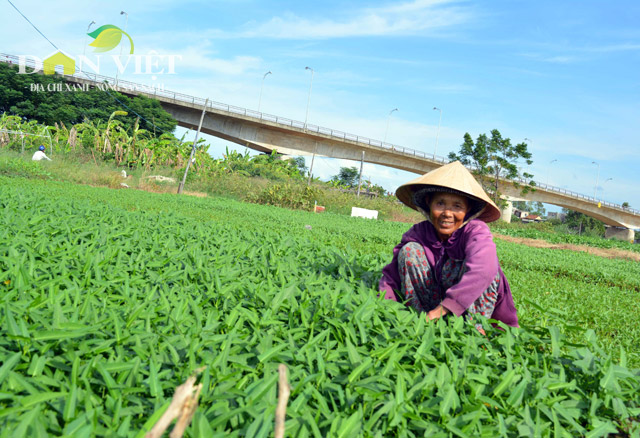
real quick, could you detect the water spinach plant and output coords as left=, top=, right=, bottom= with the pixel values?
left=0, top=177, right=639, bottom=437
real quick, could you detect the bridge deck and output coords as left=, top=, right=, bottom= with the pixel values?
left=2, top=53, right=639, bottom=229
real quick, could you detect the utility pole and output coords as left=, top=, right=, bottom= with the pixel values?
left=307, top=143, right=317, bottom=186
left=357, top=151, right=365, bottom=197
left=591, top=161, right=600, bottom=200
left=304, top=66, right=314, bottom=129
left=82, top=21, right=96, bottom=71
left=115, top=11, right=128, bottom=82
left=178, top=98, right=209, bottom=194
left=384, top=108, right=398, bottom=143
left=257, top=70, right=271, bottom=113
left=433, top=107, right=442, bottom=160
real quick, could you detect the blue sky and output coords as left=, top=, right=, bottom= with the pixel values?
left=2, top=0, right=639, bottom=210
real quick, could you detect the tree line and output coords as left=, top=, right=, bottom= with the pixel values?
left=0, top=63, right=176, bottom=134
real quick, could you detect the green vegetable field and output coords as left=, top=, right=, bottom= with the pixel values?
left=489, top=224, right=640, bottom=254
left=1, top=177, right=639, bottom=437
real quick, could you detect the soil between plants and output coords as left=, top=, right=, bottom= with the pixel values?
left=494, top=233, right=640, bottom=262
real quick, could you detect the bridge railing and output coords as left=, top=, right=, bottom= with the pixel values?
left=2, top=53, right=639, bottom=217
left=2, top=55, right=452, bottom=161
left=510, top=179, right=640, bottom=216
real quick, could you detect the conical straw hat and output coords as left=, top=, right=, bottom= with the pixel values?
left=396, top=161, right=501, bottom=223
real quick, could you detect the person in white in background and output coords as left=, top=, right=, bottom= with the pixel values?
left=32, top=145, right=52, bottom=161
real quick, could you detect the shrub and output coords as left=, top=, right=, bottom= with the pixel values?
left=0, top=156, right=51, bottom=179
left=248, top=182, right=320, bottom=210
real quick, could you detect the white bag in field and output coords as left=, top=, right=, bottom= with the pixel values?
left=351, top=207, right=378, bottom=220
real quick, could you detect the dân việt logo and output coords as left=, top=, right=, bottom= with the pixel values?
left=88, top=24, right=134, bottom=54
left=17, top=21, right=179, bottom=81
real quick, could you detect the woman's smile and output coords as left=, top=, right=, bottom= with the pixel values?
left=428, top=193, right=469, bottom=241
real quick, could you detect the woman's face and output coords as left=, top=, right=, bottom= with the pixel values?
left=428, top=192, right=470, bottom=241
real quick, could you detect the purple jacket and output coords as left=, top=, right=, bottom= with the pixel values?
left=379, top=219, right=519, bottom=327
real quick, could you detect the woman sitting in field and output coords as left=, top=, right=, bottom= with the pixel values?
left=379, top=161, right=518, bottom=330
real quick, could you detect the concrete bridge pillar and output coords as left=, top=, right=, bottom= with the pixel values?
left=605, top=227, right=635, bottom=242
left=500, top=201, right=513, bottom=223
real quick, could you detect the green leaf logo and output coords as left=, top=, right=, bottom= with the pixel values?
left=88, top=24, right=134, bottom=54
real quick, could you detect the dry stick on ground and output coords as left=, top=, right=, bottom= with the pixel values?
left=145, top=366, right=206, bottom=438
left=274, top=364, right=291, bottom=438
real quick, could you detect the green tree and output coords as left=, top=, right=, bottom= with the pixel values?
left=561, top=208, right=605, bottom=237
left=448, top=129, right=535, bottom=206
left=365, top=181, right=387, bottom=197
left=330, top=167, right=359, bottom=187
left=512, top=201, right=546, bottom=216
left=289, top=156, right=308, bottom=176
left=622, top=201, right=630, bottom=209
left=121, top=94, right=176, bottom=134
left=0, top=63, right=176, bottom=134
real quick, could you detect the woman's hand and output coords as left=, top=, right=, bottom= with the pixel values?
left=426, top=306, right=486, bottom=335
left=426, top=305, right=449, bottom=321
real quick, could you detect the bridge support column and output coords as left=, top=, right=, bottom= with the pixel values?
left=605, top=227, right=635, bottom=242
left=500, top=201, right=513, bottom=223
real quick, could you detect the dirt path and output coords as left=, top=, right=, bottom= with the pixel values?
left=494, top=233, right=640, bottom=262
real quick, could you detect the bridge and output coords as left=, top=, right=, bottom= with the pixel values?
left=2, top=53, right=638, bottom=240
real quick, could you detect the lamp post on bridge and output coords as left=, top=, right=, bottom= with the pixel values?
left=383, top=108, right=398, bottom=144
left=591, top=161, right=600, bottom=200
left=257, top=70, right=271, bottom=113
left=546, top=159, right=557, bottom=186
left=523, top=138, right=533, bottom=177
left=601, top=177, right=613, bottom=203
left=120, top=11, right=129, bottom=52
left=433, top=107, right=442, bottom=160
left=82, top=21, right=96, bottom=70
left=304, top=66, right=314, bottom=129
left=115, top=11, right=128, bottom=82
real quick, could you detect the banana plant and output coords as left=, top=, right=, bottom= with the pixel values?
left=103, top=110, right=128, bottom=155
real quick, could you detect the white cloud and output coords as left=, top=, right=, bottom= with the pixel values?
left=518, top=42, right=640, bottom=65
left=581, top=43, right=640, bottom=53
left=540, top=55, right=577, bottom=64
left=306, top=156, right=416, bottom=194
left=424, top=83, right=474, bottom=93
left=176, top=49, right=261, bottom=76
left=518, top=52, right=580, bottom=64
left=239, top=0, right=472, bottom=39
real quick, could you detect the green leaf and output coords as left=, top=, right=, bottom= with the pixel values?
left=87, top=24, right=119, bottom=39
left=0, top=352, right=21, bottom=385
left=347, top=357, right=372, bottom=384
left=337, top=410, right=361, bottom=438
left=345, top=338, right=362, bottom=364
left=63, top=385, right=77, bottom=421
left=492, top=369, right=518, bottom=397
left=134, top=401, right=171, bottom=438
left=20, top=392, right=67, bottom=408
left=148, top=360, right=161, bottom=398
left=258, top=343, right=287, bottom=363
left=439, top=385, right=460, bottom=417
left=584, top=421, right=618, bottom=438
left=506, top=379, right=528, bottom=407
left=87, top=26, right=135, bottom=54
left=549, top=325, right=562, bottom=357
left=89, top=28, right=123, bottom=53
left=32, top=329, right=92, bottom=341
left=599, top=364, right=618, bottom=392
